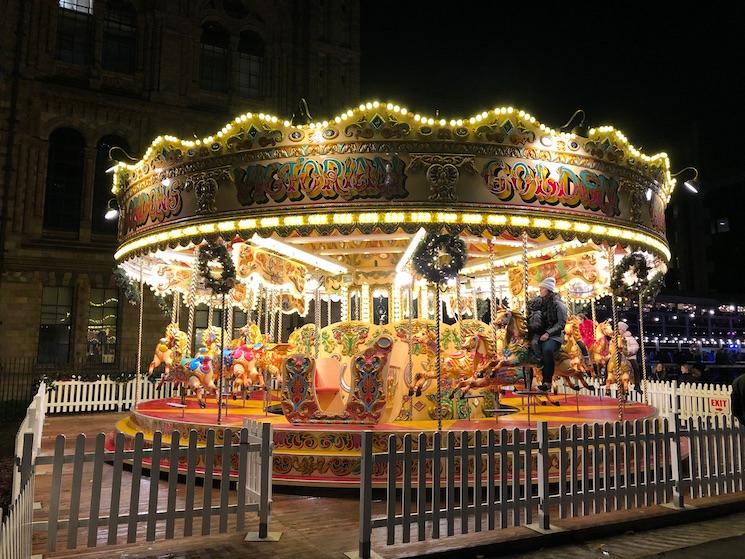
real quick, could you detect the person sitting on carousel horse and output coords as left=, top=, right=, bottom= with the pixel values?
left=526, top=296, right=545, bottom=362
left=535, top=277, right=568, bottom=391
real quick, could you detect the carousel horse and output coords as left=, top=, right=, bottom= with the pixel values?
left=588, top=320, right=613, bottom=377
left=177, top=347, right=218, bottom=407
left=407, top=327, right=472, bottom=397
left=604, top=330, right=633, bottom=396
left=227, top=324, right=266, bottom=395
left=563, top=315, right=594, bottom=376
left=456, top=307, right=593, bottom=399
left=147, top=323, right=189, bottom=387
left=452, top=332, right=517, bottom=399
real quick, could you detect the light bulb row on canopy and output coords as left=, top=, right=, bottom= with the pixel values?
left=110, top=100, right=673, bottom=196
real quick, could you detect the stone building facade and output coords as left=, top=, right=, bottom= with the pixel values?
left=0, top=0, right=360, bottom=364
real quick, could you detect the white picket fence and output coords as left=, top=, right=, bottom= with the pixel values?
left=16, top=419, right=274, bottom=553
left=44, top=376, right=176, bottom=414
left=12, top=384, right=45, bottom=499
left=356, top=416, right=745, bottom=559
left=577, top=379, right=732, bottom=420
left=0, top=477, right=35, bottom=559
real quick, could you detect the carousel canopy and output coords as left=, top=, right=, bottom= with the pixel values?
left=111, top=100, right=672, bottom=307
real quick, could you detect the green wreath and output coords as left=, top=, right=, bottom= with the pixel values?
left=198, top=241, right=236, bottom=294
left=641, top=272, right=665, bottom=303
left=610, top=252, right=649, bottom=300
left=412, top=231, right=467, bottom=284
left=114, top=268, right=140, bottom=305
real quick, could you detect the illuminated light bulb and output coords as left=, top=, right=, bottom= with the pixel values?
left=373, top=101, right=380, bottom=108
left=469, top=117, right=475, bottom=124
left=386, top=103, right=393, bottom=110
left=439, top=119, right=446, bottom=126
left=359, top=104, right=366, bottom=111
left=456, top=119, right=463, bottom=126
left=646, top=188, right=653, bottom=201
left=335, top=117, right=341, bottom=123
left=366, top=102, right=373, bottom=109
left=401, top=108, right=407, bottom=114
left=427, top=118, right=434, bottom=125
left=449, top=120, right=456, bottom=127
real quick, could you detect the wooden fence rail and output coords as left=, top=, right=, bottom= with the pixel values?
left=356, top=415, right=745, bottom=559
left=44, top=376, right=177, bottom=414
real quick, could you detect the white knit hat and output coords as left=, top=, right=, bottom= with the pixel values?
left=538, top=277, right=557, bottom=293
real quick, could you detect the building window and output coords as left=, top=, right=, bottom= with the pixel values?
left=233, top=309, right=248, bottom=339
left=237, top=31, right=264, bottom=98
left=56, top=0, right=93, bottom=65
left=44, top=128, right=85, bottom=233
left=103, top=1, right=137, bottom=74
left=88, top=288, right=118, bottom=363
left=38, top=287, right=74, bottom=364
left=93, top=135, right=129, bottom=235
left=194, top=305, right=224, bottom=350
left=200, top=23, right=229, bottom=92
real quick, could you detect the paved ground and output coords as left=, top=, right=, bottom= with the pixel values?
left=498, top=511, right=745, bottom=558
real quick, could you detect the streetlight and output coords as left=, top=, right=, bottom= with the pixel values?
left=671, top=166, right=700, bottom=194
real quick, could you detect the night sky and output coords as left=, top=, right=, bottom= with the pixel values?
left=360, top=2, right=745, bottom=189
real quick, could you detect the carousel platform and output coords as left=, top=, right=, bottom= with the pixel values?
left=111, top=390, right=658, bottom=487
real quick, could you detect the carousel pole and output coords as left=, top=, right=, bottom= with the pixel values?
left=185, top=263, right=198, bottom=405
left=608, top=246, right=625, bottom=420
left=435, top=284, right=443, bottom=432
left=263, top=287, right=270, bottom=337
left=134, top=261, right=144, bottom=410
left=489, top=239, right=499, bottom=347
left=277, top=293, right=284, bottom=343
left=521, top=231, right=532, bottom=390
left=522, top=231, right=529, bottom=315
left=268, top=289, right=276, bottom=343
left=639, top=290, right=649, bottom=404
left=591, top=298, right=597, bottom=325
left=171, top=291, right=179, bottom=325
left=455, top=275, right=463, bottom=326
left=217, top=291, right=226, bottom=425
left=407, top=265, right=414, bottom=421
left=327, top=293, right=332, bottom=328
left=314, top=283, right=321, bottom=359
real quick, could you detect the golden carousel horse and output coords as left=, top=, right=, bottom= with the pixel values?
left=604, top=330, right=632, bottom=396
left=456, top=307, right=594, bottom=399
left=148, top=323, right=188, bottom=387
left=407, top=327, right=473, bottom=397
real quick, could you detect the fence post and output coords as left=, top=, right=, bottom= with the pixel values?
left=258, top=421, right=272, bottom=539
left=356, top=431, right=374, bottom=559
left=16, top=432, right=34, bottom=500
left=668, top=415, right=685, bottom=509
left=537, top=421, right=551, bottom=530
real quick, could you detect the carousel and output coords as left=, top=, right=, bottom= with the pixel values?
left=109, top=100, right=673, bottom=486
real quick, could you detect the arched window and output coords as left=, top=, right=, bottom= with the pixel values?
left=44, top=128, right=85, bottom=233
left=92, top=135, right=129, bottom=235
left=56, top=0, right=93, bottom=65
left=103, top=0, right=137, bottom=74
left=237, top=30, right=264, bottom=98
left=200, top=22, right=229, bottom=92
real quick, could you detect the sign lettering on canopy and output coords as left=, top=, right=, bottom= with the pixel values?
left=233, top=155, right=408, bottom=205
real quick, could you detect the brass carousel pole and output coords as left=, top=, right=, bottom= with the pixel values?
left=217, top=291, right=225, bottom=425
left=134, top=261, right=144, bottom=410
left=185, top=263, right=198, bottom=405
left=639, top=290, right=649, bottom=404
left=407, top=264, right=414, bottom=421
left=608, top=245, right=625, bottom=421
left=436, top=284, right=443, bottom=432
left=522, top=231, right=529, bottom=315
left=314, top=283, right=321, bottom=359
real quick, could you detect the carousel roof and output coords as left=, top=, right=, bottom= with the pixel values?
left=112, top=100, right=673, bottom=269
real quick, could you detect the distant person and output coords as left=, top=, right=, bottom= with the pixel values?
left=731, top=373, right=745, bottom=425
left=653, top=362, right=665, bottom=381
